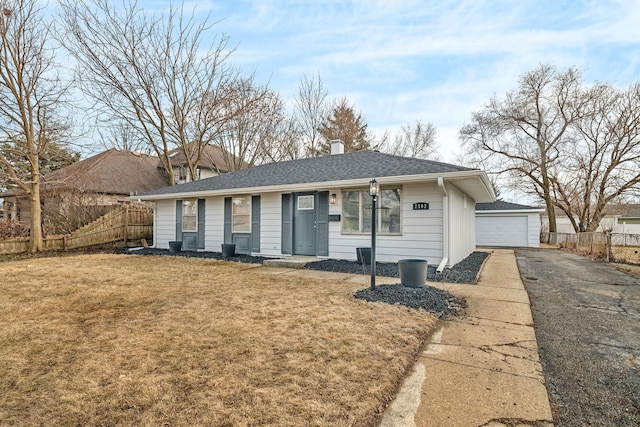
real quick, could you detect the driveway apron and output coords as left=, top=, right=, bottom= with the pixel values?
left=516, top=248, right=640, bottom=426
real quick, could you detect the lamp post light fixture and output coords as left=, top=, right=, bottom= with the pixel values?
left=369, top=178, right=380, bottom=290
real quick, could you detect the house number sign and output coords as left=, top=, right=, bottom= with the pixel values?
left=413, top=202, right=430, bottom=210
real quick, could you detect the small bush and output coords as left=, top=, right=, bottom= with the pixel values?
left=0, top=220, right=29, bottom=239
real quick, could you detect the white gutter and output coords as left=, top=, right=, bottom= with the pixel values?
left=437, top=176, right=448, bottom=273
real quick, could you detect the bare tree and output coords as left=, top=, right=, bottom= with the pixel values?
left=211, top=78, right=300, bottom=169
left=96, top=121, right=149, bottom=153
left=553, top=83, right=640, bottom=231
left=0, top=0, right=71, bottom=251
left=460, top=65, right=585, bottom=232
left=383, top=120, right=439, bottom=160
left=58, top=0, right=238, bottom=185
left=293, top=73, right=329, bottom=157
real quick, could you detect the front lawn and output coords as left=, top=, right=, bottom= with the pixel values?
left=0, top=254, right=438, bottom=426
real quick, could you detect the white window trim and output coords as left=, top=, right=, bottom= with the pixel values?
left=232, top=196, right=252, bottom=233
left=297, top=195, right=315, bottom=210
left=340, top=188, right=402, bottom=236
left=182, top=198, right=198, bottom=232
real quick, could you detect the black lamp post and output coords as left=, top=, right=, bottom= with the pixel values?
left=369, top=178, right=379, bottom=290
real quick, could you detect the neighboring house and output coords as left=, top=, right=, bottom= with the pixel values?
left=138, top=141, right=496, bottom=270
left=0, top=149, right=169, bottom=226
left=167, top=144, right=243, bottom=184
left=475, top=200, right=544, bottom=248
left=0, top=146, right=241, bottom=227
left=541, top=204, right=640, bottom=235
left=616, top=206, right=640, bottom=235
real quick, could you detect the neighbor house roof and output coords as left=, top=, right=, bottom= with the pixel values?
left=165, top=144, right=247, bottom=173
left=476, top=200, right=544, bottom=212
left=45, top=149, right=169, bottom=195
left=139, top=150, right=496, bottom=202
left=1, top=149, right=169, bottom=198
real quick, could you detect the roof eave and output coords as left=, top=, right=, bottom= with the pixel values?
left=476, top=208, right=545, bottom=214
left=134, top=169, right=493, bottom=201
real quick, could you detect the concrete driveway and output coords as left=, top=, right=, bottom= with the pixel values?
left=516, top=248, right=640, bottom=426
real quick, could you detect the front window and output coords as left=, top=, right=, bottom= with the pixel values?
left=182, top=199, right=197, bottom=232
left=232, top=196, right=251, bottom=232
left=341, top=189, right=401, bottom=234
left=297, top=195, right=314, bottom=210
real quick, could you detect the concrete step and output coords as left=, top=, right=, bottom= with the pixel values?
left=262, top=256, right=322, bottom=269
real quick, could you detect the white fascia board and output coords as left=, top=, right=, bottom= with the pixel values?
left=134, top=170, right=492, bottom=201
left=476, top=209, right=545, bottom=215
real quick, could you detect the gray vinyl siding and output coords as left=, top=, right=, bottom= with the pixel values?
left=446, top=183, right=476, bottom=265
left=154, top=199, right=177, bottom=249
left=204, top=197, right=224, bottom=251
left=328, top=182, right=444, bottom=265
left=259, top=192, right=281, bottom=256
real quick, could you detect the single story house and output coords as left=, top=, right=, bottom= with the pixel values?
left=475, top=200, right=544, bottom=248
left=0, top=149, right=168, bottom=225
left=138, top=141, right=496, bottom=270
left=0, top=146, right=242, bottom=230
left=541, top=204, right=640, bottom=235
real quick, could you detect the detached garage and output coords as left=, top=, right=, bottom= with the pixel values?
left=476, top=201, right=544, bottom=248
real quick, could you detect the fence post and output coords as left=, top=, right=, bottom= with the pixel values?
left=123, top=204, right=129, bottom=247
left=606, top=232, right=611, bottom=263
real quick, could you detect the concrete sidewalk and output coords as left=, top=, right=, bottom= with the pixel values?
left=380, top=249, right=554, bottom=426
left=258, top=249, right=554, bottom=426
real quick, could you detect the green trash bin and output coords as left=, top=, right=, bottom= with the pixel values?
left=398, top=259, right=428, bottom=288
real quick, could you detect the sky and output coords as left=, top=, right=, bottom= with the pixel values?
left=134, top=0, right=640, bottom=164
left=44, top=0, right=640, bottom=168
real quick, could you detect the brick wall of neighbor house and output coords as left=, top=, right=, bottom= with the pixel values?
left=328, top=182, right=444, bottom=265
left=447, top=183, right=476, bottom=265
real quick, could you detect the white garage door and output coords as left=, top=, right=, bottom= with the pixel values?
left=476, top=215, right=528, bottom=247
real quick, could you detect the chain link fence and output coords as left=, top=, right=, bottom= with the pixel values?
left=541, top=232, right=640, bottom=265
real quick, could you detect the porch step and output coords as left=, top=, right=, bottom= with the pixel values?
left=263, top=256, right=322, bottom=269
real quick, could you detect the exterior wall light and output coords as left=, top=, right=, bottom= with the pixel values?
left=330, top=193, right=337, bottom=205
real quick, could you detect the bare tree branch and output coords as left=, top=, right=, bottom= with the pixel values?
left=0, top=0, right=71, bottom=251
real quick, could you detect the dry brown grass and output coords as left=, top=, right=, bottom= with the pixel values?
left=0, top=254, right=438, bottom=426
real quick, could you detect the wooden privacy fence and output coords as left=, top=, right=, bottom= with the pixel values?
left=0, top=203, right=153, bottom=255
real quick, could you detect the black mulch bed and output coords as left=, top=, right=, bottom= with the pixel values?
left=123, top=248, right=488, bottom=317
left=121, top=247, right=268, bottom=265
left=354, top=285, right=466, bottom=318
left=305, top=251, right=489, bottom=284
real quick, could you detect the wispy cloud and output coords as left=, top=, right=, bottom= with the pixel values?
left=136, top=0, right=640, bottom=161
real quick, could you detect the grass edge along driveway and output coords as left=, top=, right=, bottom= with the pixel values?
left=0, top=254, right=438, bottom=426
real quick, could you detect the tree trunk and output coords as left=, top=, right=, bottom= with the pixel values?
left=545, top=198, right=557, bottom=233
left=28, top=180, right=43, bottom=252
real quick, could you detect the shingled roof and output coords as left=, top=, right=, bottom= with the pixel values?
left=476, top=200, right=543, bottom=211
left=142, top=150, right=476, bottom=197
left=165, top=144, right=246, bottom=173
left=43, top=149, right=169, bottom=195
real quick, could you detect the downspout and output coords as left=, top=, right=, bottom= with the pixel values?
left=437, top=177, right=448, bottom=273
